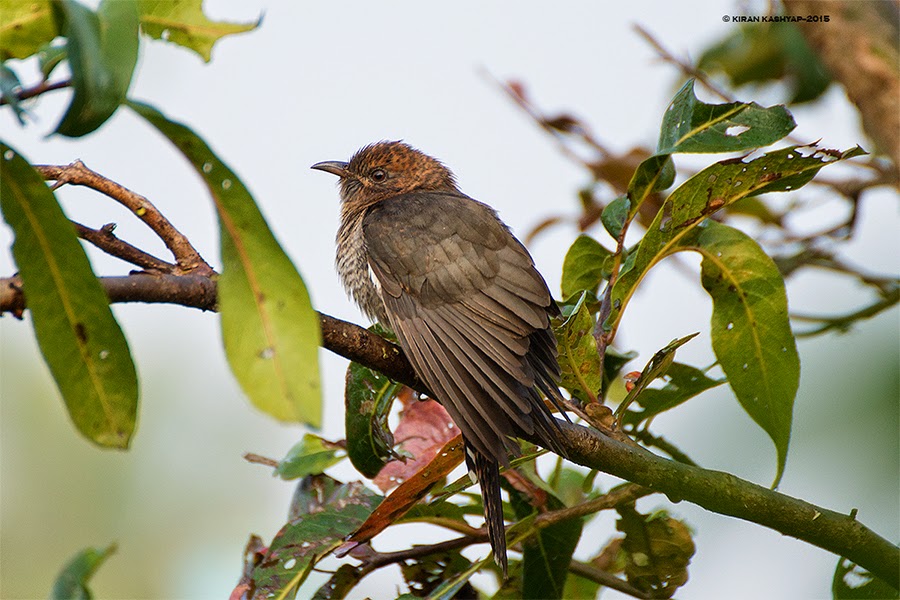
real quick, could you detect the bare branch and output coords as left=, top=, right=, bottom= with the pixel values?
left=72, top=221, right=175, bottom=272
left=632, top=24, right=735, bottom=102
left=534, top=482, right=651, bottom=528
left=0, top=273, right=218, bottom=315
left=0, top=79, right=71, bottom=106
left=35, top=162, right=214, bottom=275
left=568, top=560, right=652, bottom=599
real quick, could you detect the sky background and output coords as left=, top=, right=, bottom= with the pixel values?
left=1, top=0, right=898, bottom=598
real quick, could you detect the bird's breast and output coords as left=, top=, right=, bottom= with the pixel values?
left=336, top=209, right=389, bottom=326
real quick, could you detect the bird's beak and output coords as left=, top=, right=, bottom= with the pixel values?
left=311, top=160, right=350, bottom=178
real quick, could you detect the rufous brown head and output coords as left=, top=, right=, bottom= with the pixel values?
left=311, top=141, right=459, bottom=206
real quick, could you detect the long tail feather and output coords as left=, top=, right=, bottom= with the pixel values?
left=468, top=445, right=508, bottom=578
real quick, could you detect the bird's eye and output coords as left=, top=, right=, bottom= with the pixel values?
left=370, top=168, right=387, bottom=182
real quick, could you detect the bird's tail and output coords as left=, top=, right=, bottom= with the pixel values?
left=468, top=446, right=508, bottom=578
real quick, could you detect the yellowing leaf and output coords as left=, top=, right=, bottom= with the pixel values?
left=0, top=0, right=59, bottom=60
left=129, top=100, right=322, bottom=427
left=139, top=0, right=259, bottom=62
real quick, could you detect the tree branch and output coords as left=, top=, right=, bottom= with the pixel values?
left=568, top=560, right=651, bottom=599
left=72, top=221, right=176, bottom=272
left=1, top=272, right=897, bottom=585
left=784, top=0, right=900, bottom=171
left=0, top=79, right=71, bottom=105
left=35, top=162, right=214, bottom=275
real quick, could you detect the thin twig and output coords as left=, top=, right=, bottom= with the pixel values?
left=484, top=69, right=608, bottom=169
left=72, top=221, right=175, bottom=272
left=792, top=288, right=900, bottom=337
left=568, top=560, right=652, bottom=599
left=0, top=79, right=71, bottom=106
left=630, top=429, right=699, bottom=467
left=633, top=24, right=735, bottom=102
left=35, top=162, right=214, bottom=275
left=243, top=453, right=279, bottom=468
left=534, top=482, right=651, bottom=529
left=594, top=224, right=630, bottom=380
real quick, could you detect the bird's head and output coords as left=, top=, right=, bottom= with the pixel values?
left=312, top=141, right=458, bottom=207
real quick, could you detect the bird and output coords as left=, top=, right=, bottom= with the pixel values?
left=312, top=141, right=569, bottom=576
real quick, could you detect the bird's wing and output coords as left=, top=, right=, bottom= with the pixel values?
left=363, top=192, right=565, bottom=464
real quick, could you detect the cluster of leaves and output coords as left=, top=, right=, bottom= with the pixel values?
left=697, top=20, right=832, bottom=104
left=1, top=0, right=324, bottom=452
left=4, top=5, right=896, bottom=599
left=216, top=82, right=864, bottom=599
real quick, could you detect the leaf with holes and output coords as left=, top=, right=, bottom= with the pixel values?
left=625, top=79, right=796, bottom=223
left=657, top=79, right=795, bottom=154
left=251, top=476, right=382, bottom=599
left=0, top=143, right=137, bottom=448
left=129, top=100, right=322, bottom=427
left=684, top=221, right=799, bottom=486
left=606, top=144, right=866, bottom=337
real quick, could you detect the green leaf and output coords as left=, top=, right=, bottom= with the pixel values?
left=138, top=0, right=259, bottom=63
left=607, top=144, right=866, bottom=337
left=607, top=144, right=863, bottom=484
left=509, top=482, right=582, bottom=600
left=625, top=79, right=796, bottom=224
left=252, top=476, right=382, bottom=598
left=613, top=333, right=699, bottom=425
left=554, top=293, right=602, bottom=403
left=551, top=466, right=595, bottom=509
left=275, top=434, right=344, bottom=480
left=0, top=143, right=138, bottom=448
left=401, top=550, right=474, bottom=598
left=50, top=543, right=116, bottom=600
left=686, top=221, right=799, bottom=487
left=562, top=571, right=601, bottom=600
left=0, top=63, right=26, bottom=124
left=344, top=361, right=401, bottom=478
left=625, top=154, right=676, bottom=222
left=129, top=100, right=323, bottom=427
left=425, top=556, right=491, bottom=600
left=54, top=0, right=139, bottom=137
left=311, top=564, right=363, bottom=600
left=832, top=557, right=899, bottom=600
left=657, top=79, right=796, bottom=154
left=620, top=362, right=725, bottom=427
left=698, top=24, right=831, bottom=105
left=39, top=42, right=68, bottom=79
left=402, top=499, right=468, bottom=522
left=617, top=506, right=694, bottom=597
left=0, top=0, right=60, bottom=60
left=561, top=235, right=612, bottom=299
left=600, top=195, right=631, bottom=238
